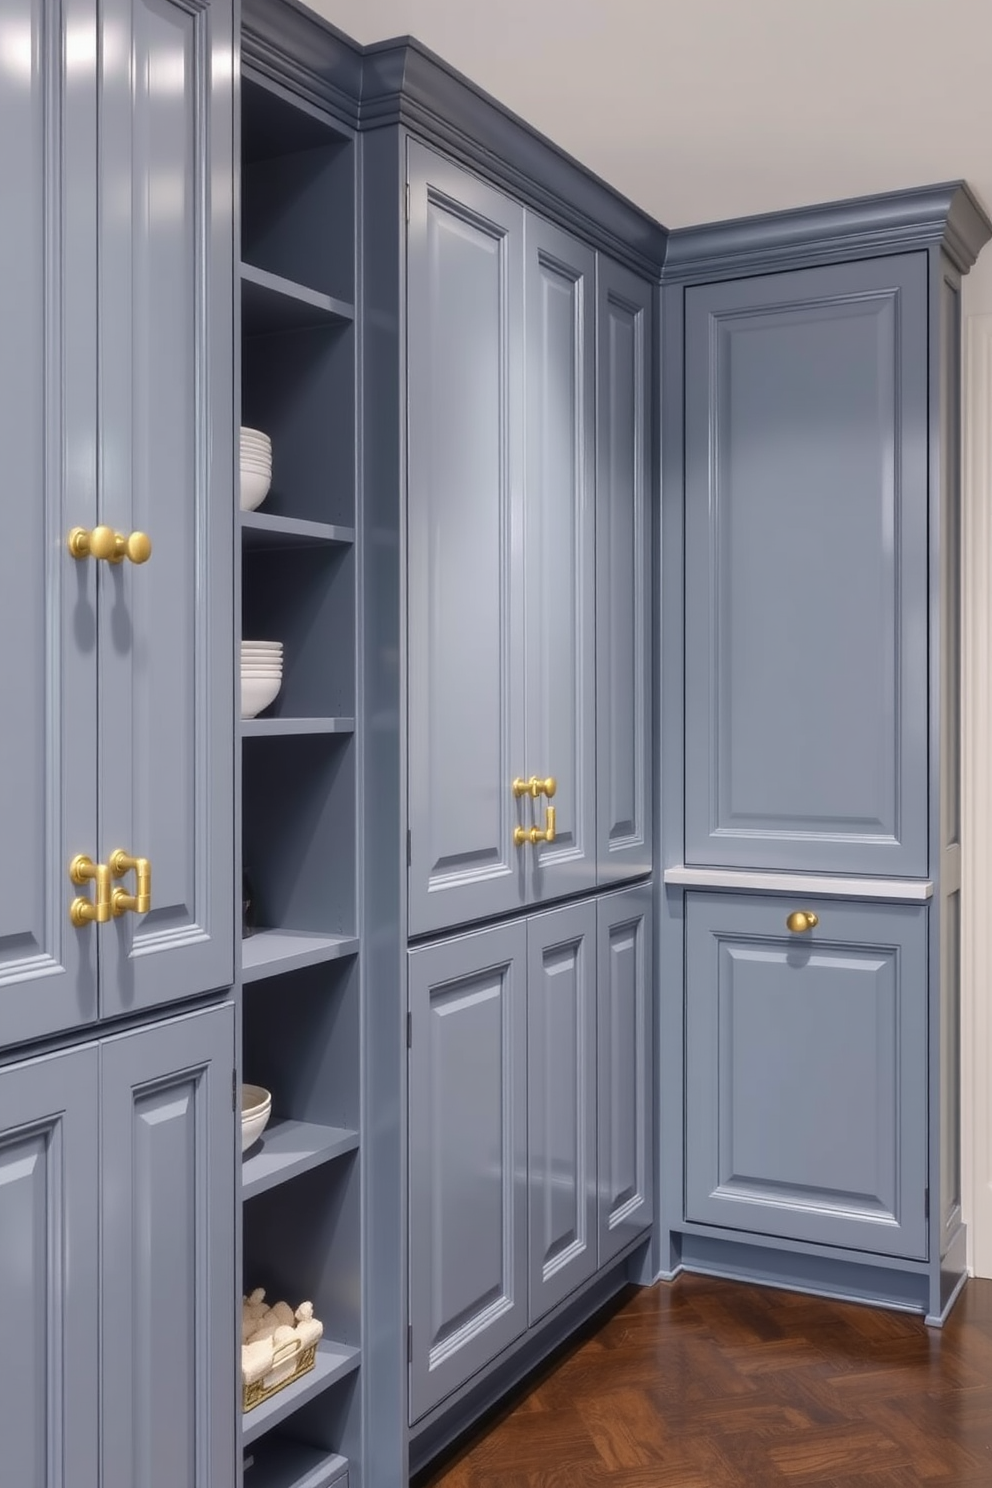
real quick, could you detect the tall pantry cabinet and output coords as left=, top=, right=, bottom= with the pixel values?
left=659, top=185, right=991, bottom=1324
left=1, top=0, right=236, bottom=1483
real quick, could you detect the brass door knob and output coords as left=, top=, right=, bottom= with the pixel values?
left=110, top=849, right=152, bottom=917
left=512, top=776, right=557, bottom=800
left=69, top=854, right=111, bottom=926
left=786, top=910, right=819, bottom=933
left=68, top=526, right=152, bottom=564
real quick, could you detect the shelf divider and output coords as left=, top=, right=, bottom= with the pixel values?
left=241, top=262, right=354, bottom=333
left=243, top=1439, right=349, bottom=1488
left=242, top=930, right=359, bottom=983
left=240, top=717, right=355, bottom=739
left=240, top=511, right=356, bottom=549
left=242, top=1117, right=359, bottom=1200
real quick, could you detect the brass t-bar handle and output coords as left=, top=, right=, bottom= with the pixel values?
left=110, top=849, right=152, bottom=917
left=514, top=807, right=556, bottom=847
left=512, top=776, right=557, bottom=800
left=68, top=526, right=152, bottom=565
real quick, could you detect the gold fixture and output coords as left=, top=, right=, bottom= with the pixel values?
left=110, top=849, right=152, bottom=917
left=67, top=526, right=152, bottom=565
left=69, top=855, right=111, bottom=927
left=512, top=776, right=557, bottom=800
left=786, top=910, right=818, bottom=933
left=514, top=806, right=556, bottom=847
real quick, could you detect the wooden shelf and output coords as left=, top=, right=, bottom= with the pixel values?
left=241, top=512, right=356, bottom=549
left=244, top=1440, right=349, bottom=1488
left=241, top=930, right=359, bottom=983
left=241, top=718, right=355, bottom=739
left=242, top=1117, right=359, bottom=1200
left=241, top=262, right=354, bottom=334
left=242, top=1341, right=360, bottom=1447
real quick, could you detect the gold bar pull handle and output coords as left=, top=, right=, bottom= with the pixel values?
left=67, top=526, right=152, bottom=565
left=513, top=806, right=556, bottom=847
left=109, top=849, right=152, bottom=917
left=70, top=855, right=111, bottom=927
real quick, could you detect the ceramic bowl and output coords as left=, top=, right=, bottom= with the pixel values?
left=241, top=673, right=281, bottom=718
left=241, top=1084, right=272, bottom=1153
left=240, top=465, right=271, bottom=512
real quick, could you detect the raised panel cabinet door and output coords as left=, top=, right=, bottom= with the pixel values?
left=0, top=1045, right=99, bottom=1488
left=0, top=0, right=99, bottom=1047
left=527, top=899, right=597, bottom=1323
left=407, top=142, right=526, bottom=936
left=685, top=893, right=927, bottom=1257
left=522, top=214, right=597, bottom=902
left=100, top=1003, right=236, bottom=1488
left=684, top=255, right=929, bottom=877
left=596, top=259, right=653, bottom=885
left=96, top=0, right=235, bottom=1016
left=408, top=920, right=527, bottom=1421
left=597, top=881, right=653, bottom=1264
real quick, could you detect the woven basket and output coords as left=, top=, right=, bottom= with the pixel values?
left=242, top=1335, right=318, bottom=1413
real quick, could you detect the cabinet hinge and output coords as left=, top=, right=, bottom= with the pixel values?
left=407, top=1011, right=412, bottom=1049
left=407, top=829, right=412, bottom=867
left=925, top=1187, right=930, bottom=1221
left=408, top=1324, right=413, bottom=1363
left=232, top=1069, right=237, bottom=1113
left=405, top=183, right=411, bottom=224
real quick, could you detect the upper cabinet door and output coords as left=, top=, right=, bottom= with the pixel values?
left=96, top=0, right=235, bottom=1015
left=407, top=143, right=526, bottom=936
left=684, top=255, right=928, bottom=877
left=0, top=0, right=99, bottom=1048
left=596, top=259, right=653, bottom=886
left=522, top=216, right=597, bottom=902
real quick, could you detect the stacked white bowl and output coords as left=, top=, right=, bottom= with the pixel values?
left=240, top=426, right=272, bottom=511
left=241, top=640, right=283, bottom=719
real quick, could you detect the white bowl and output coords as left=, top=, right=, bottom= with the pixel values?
left=241, top=1084, right=272, bottom=1153
left=240, top=465, right=270, bottom=512
left=241, top=674, right=281, bottom=718
left=240, top=425, right=271, bottom=446
left=241, top=639, right=282, bottom=648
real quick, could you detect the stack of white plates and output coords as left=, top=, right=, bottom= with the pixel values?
left=240, top=427, right=272, bottom=512
left=241, top=640, right=283, bottom=718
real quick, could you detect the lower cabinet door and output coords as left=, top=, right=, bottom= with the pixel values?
left=527, top=900, right=597, bottom=1324
left=100, top=1003, right=236, bottom=1488
left=0, top=1044, right=99, bottom=1488
left=597, top=883, right=654, bottom=1264
left=408, top=921, right=528, bottom=1421
left=685, top=893, right=928, bottom=1258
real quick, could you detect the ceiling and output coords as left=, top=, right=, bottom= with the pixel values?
left=300, top=0, right=992, bottom=232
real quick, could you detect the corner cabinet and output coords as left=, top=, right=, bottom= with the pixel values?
left=406, top=143, right=652, bottom=940
left=2, top=0, right=234, bottom=1051
left=662, top=185, right=992, bottom=1324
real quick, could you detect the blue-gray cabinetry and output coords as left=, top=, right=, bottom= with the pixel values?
left=406, top=144, right=650, bottom=937
left=685, top=893, right=927, bottom=1257
left=408, top=889, right=652, bottom=1421
left=2, top=0, right=234, bottom=1047
left=663, top=186, right=991, bottom=1323
left=683, top=255, right=928, bottom=878
left=0, top=1004, right=234, bottom=1488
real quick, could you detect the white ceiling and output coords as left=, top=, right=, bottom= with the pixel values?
left=301, top=0, right=992, bottom=231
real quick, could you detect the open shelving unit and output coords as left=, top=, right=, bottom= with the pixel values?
left=238, top=63, right=362, bottom=1488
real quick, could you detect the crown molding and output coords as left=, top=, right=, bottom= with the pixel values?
left=662, top=181, right=992, bottom=284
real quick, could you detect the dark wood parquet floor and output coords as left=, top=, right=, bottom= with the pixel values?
left=416, top=1274, right=992, bottom=1488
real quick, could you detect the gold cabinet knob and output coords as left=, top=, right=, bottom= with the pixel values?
left=512, top=775, right=557, bottom=800
left=110, top=849, right=152, bottom=916
left=786, top=910, right=819, bottom=933
left=69, top=854, right=111, bottom=926
left=67, top=526, right=152, bottom=564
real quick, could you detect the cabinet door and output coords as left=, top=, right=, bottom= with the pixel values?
left=96, top=0, right=235, bottom=1016
left=685, top=893, right=927, bottom=1257
left=0, top=1045, right=98, bottom=1488
left=596, top=259, right=653, bottom=885
left=100, top=1004, right=236, bottom=1488
left=0, top=0, right=98, bottom=1048
left=408, top=921, right=527, bottom=1421
left=597, top=882, right=653, bottom=1264
left=522, top=215, right=597, bottom=902
left=407, top=143, right=526, bottom=936
left=684, top=255, right=928, bottom=877
left=527, top=900, right=597, bottom=1323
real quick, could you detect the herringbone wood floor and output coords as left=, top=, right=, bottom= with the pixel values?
left=416, top=1274, right=992, bottom=1487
